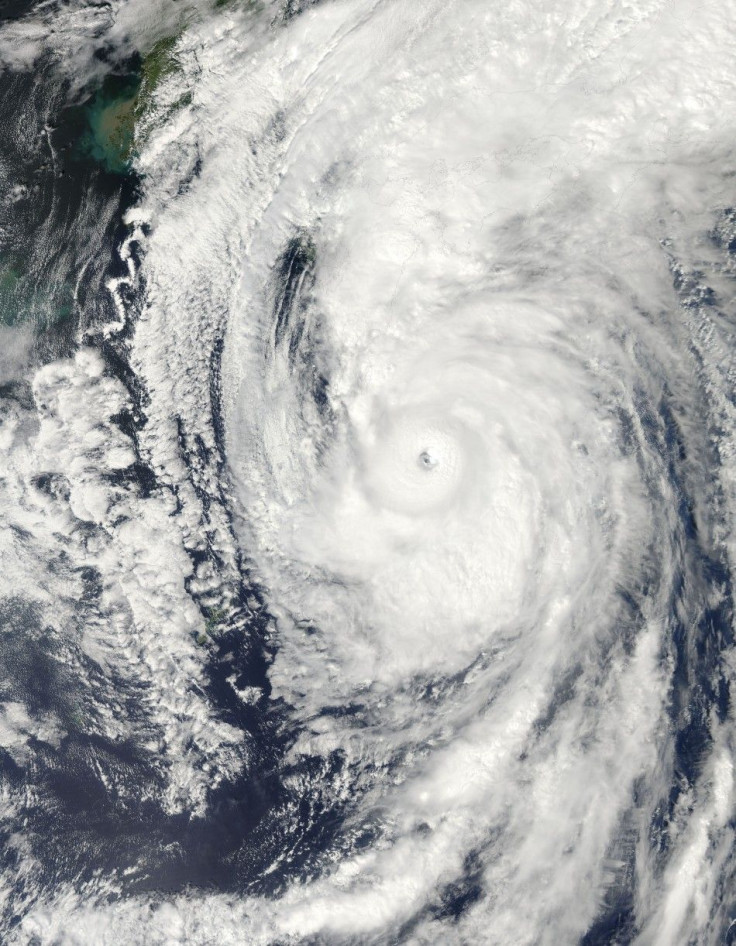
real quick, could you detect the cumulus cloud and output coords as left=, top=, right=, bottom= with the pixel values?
left=5, top=0, right=736, bottom=941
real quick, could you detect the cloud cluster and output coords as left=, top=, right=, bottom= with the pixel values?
left=5, top=0, right=736, bottom=941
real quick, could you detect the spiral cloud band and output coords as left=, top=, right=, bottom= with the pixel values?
left=1, top=0, right=736, bottom=942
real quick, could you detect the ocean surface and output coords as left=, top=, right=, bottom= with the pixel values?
left=0, top=0, right=735, bottom=943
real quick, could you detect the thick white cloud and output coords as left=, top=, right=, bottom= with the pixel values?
left=5, top=0, right=736, bottom=941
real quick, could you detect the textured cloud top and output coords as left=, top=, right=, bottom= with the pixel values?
left=1, top=0, right=736, bottom=943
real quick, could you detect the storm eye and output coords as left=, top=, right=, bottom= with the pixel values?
left=418, top=450, right=438, bottom=470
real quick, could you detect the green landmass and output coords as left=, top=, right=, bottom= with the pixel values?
left=135, top=35, right=181, bottom=121
left=205, top=605, right=228, bottom=636
left=81, top=34, right=188, bottom=174
left=215, top=0, right=264, bottom=10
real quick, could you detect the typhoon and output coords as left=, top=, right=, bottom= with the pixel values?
left=0, top=0, right=736, bottom=943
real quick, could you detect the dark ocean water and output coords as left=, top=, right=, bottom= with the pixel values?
left=0, top=3, right=367, bottom=922
left=1, top=1, right=736, bottom=944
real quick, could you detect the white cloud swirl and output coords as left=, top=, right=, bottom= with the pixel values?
left=8, top=0, right=736, bottom=942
